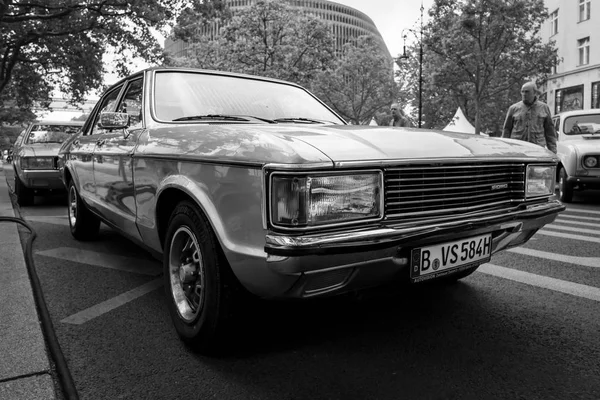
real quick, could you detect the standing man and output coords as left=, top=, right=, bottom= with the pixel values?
left=390, top=103, right=411, bottom=127
left=502, top=81, right=557, bottom=153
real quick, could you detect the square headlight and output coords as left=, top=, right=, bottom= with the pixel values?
left=21, top=156, right=55, bottom=170
left=271, top=171, right=382, bottom=228
left=526, top=164, right=556, bottom=198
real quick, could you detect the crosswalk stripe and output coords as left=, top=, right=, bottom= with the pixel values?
left=478, top=263, right=600, bottom=303
left=540, top=224, right=598, bottom=235
left=564, top=208, right=600, bottom=215
left=36, top=247, right=161, bottom=276
left=537, top=229, right=600, bottom=243
left=507, top=247, right=600, bottom=268
left=61, top=279, right=163, bottom=325
left=558, top=214, right=600, bottom=222
left=553, top=218, right=600, bottom=228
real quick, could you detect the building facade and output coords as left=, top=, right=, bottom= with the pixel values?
left=541, top=0, right=599, bottom=114
left=164, top=0, right=392, bottom=65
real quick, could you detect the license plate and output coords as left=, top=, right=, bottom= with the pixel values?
left=410, top=234, right=492, bottom=283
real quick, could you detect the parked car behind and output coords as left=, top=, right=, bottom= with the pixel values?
left=13, top=120, right=83, bottom=205
left=552, top=109, right=600, bottom=202
left=58, top=67, right=565, bottom=354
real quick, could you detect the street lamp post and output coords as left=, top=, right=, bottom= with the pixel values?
left=395, top=1, right=424, bottom=128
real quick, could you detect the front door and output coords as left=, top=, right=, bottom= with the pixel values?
left=92, top=78, right=144, bottom=240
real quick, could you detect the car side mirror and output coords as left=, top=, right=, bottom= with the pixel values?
left=99, top=112, right=129, bottom=130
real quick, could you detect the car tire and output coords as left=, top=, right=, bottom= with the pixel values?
left=67, top=180, right=100, bottom=240
left=558, top=168, right=573, bottom=203
left=163, top=201, right=238, bottom=355
left=15, top=175, right=34, bottom=206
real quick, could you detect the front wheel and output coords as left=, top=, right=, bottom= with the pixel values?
left=15, top=175, right=34, bottom=206
left=558, top=168, right=573, bottom=203
left=163, top=201, right=236, bottom=355
left=67, top=180, right=100, bottom=240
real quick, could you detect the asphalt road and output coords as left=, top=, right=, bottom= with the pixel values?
left=5, top=165, right=600, bottom=400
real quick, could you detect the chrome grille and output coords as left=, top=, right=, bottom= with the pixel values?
left=385, top=163, right=526, bottom=220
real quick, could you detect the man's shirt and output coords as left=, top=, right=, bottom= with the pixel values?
left=502, top=99, right=557, bottom=153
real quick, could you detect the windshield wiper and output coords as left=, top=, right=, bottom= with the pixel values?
left=172, top=114, right=276, bottom=123
left=273, top=117, right=332, bottom=124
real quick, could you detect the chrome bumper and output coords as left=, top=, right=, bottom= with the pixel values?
left=265, top=200, right=565, bottom=257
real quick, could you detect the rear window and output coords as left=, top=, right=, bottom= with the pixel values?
left=26, top=124, right=81, bottom=144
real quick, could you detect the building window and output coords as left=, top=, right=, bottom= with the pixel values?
left=550, top=9, right=558, bottom=35
left=578, top=37, right=590, bottom=66
left=592, top=82, right=600, bottom=109
left=579, top=0, right=591, bottom=22
left=555, top=85, right=584, bottom=114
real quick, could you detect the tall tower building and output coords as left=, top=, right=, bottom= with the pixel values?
left=164, top=0, right=392, bottom=67
left=541, top=0, right=599, bottom=114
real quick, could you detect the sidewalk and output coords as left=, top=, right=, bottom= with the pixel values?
left=0, top=163, right=57, bottom=399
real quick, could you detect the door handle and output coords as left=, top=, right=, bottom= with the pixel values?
left=96, top=139, right=106, bottom=147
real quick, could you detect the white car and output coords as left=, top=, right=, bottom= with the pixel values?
left=552, top=109, right=600, bottom=202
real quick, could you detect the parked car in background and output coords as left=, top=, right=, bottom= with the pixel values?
left=552, top=109, right=600, bottom=202
left=58, top=67, right=565, bottom=354
left=13, top=120, right=83, bottom=205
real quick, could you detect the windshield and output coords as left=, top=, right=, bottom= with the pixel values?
left=564, top=114, right=600, bottom=135
left=26, top=124, right=81, bottom=144
left=153, top=71, right=345, bottom=125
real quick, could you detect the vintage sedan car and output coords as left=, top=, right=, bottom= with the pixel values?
left=552, top=109, right=600, bottom=202
left=13, top=120, right=83, bottom=205
left=58, top=67, right=564, bottom=354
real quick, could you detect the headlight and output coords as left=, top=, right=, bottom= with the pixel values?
left=583, top=156, right=599, bottom=168
left=271, top=172, right=382, bottom=228
left=526, top=164, right=555, bottom=198
left=21, top=157, right=55, bottom=170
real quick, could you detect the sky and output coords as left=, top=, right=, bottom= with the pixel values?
left=335, top=0, right=435, bottom=58
left=40, top=0, right=436, bottom=121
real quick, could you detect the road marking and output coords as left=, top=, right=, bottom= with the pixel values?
left=25, top=216, right=69, bottom=226
left=479, top=264, right=600, bottom=302
left=564, top=208, right=600, bottom=215
left=541, top=224, right=598, bottom=235
left=507, top=247, right=600, bottom=268
left=61, top=279, right=163, bottom=325
left=537, top=229, right=600, bottom=244
left=554, top=218, right=600, bottom=228
left=36, top=247, right=161, bottom=276
left=558, top=214, right=600, bottom=222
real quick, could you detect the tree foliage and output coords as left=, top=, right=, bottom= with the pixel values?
left=167, top=0, right=335, bottom=87
left=398, top=0, right=558, bottom=134
left=311, top=36, right=398, bottom=125
left=0, top=0, right=180, bottom=124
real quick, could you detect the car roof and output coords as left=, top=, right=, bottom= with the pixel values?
left=554, top=109, right=600, bottom=118
left=105, top=67, right=303, bottom=91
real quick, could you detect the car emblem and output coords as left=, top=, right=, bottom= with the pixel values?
left=491, top=183, right=508, bottom=190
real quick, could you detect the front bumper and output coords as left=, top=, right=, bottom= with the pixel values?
left=260, top=200, right=564, bottom=298
left=20, top=169, right=65, bottom=190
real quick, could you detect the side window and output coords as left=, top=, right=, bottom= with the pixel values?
left=82, top=86, right=123, bottom=136
left=115, top=78, right=144, bottom=128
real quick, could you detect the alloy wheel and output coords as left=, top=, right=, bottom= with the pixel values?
left=68, top=185, right=78, bottom=227
left=168, top=226, right=206, bottom=322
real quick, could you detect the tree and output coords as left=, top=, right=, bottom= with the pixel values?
left=421, top=0, right=558, bottom=134
left=166, top=0, right=335, bottom=87
left=0, top=0, right=181, bottom=125
left=312, top=35, right=398, bottom=125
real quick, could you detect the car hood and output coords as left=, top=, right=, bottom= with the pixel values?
left=559, top=136, right=600, bottom=154
left=19, top=143, right=62, bottom=157
left=139, top=124, right=557, bottom=165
